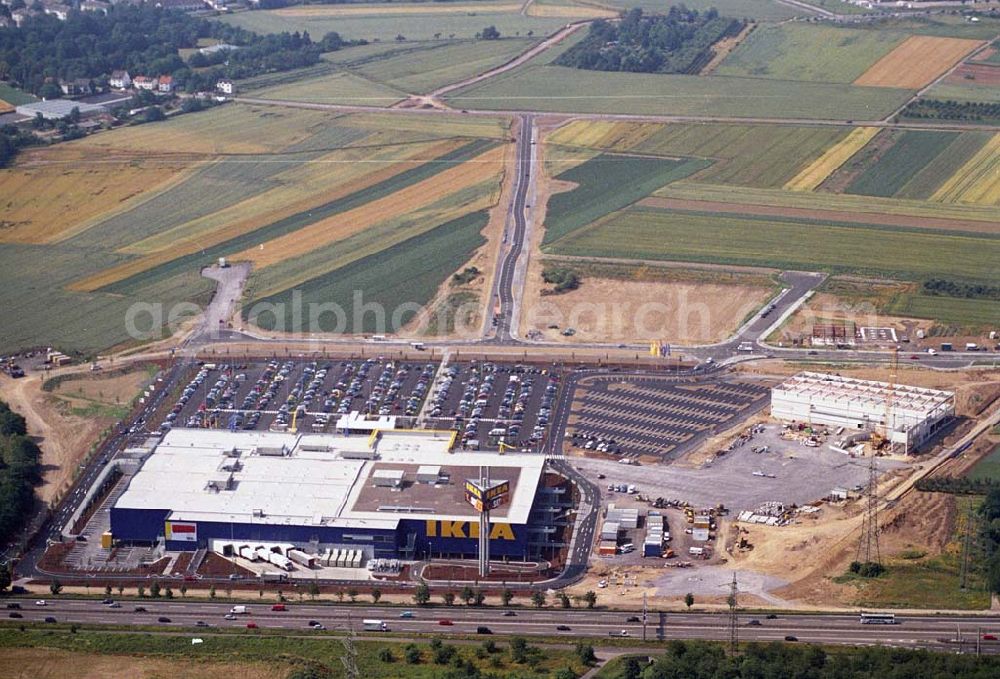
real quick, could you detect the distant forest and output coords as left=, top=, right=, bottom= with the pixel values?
left=0, top=400, right=41, bottom=550
left=0, top=6, right=354, bottom=96
left=555, top=7, right=745, bottom=75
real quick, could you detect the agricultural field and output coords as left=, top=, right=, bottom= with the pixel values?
left=0, top=104, right=510, bottom=354
left=445, top=64, right=911, bottom=119
left=543, top=153, right=710, bottom=245
left=716, top=23, right=905, bottom=83
left=884, top=293, right=1000, bottom=328
left=930, top=132, right=1000, bottom=205
left=967, top=444, right=1000, bottom=482
left=543, top=205, right=1000, bottom=284
left=785, top=127, right=880, bottom=191
left=596, top=0, right=807, bottom=20
left=854, top=35, right=982, bottom=88
left=0, top=82, right=36, bottom=106
left=548, top=120, right=851, bottom=188
left=249, top=70, right=407, bottom=106
left=844, top=130, right=959, bottom=198
left=219, top=3, right=578, bottom=42
left=322, top=38, right=536, bottom=94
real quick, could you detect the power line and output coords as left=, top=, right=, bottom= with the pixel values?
left=856, top=452, right=881, bottom=568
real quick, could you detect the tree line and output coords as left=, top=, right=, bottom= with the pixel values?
left=0, top=400, right=41, bottom=549
left=555, top=6, right=745, bottom=75
left=607, top=639, right=1000, bottom=679
left=922, top=278, right=1000, bottom=301
left=0, top=5, right=357, bottom=96
left=902, top=98, right=1000, bottom=123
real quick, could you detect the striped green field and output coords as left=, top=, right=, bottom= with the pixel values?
left=716, top=24, right=906, bottom=83
left=896, top=131, right=992, bottom=200
left=445, top=65, right=912, bottom=119
left=249, top=70, right=407, bottom=106
left=845, top=130, right=959, bottom=198
left=597, top=0, right=807, bottom=20
left=885, top=293, right=1000, bottom=328
left=0, top=83, right=36, bottom=106
left=545, top=206, right=1000, bottom=283
left=248, top=210, right=490, bottom=333
left=544, top=154, right=710, bottom=245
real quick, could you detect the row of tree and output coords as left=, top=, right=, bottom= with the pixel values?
left=555, top=7, right=744, bottom=74
left=916, top=475, right=1000, bottom=495
left=0, top=400, right=41, bottom=549
left=980, top=487, right=1000, bottom=596
left=903, top=98, right=1000, bottom=122
left=923, top=278, right=1000, bottom=301
left=0, top=6, right=354, bottom=96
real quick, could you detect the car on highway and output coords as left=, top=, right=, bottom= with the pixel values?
left=101, top=598, right=114, bottom=604
left=34, top=600, right=46, bottom=606
left=399, top=611, right=414, bottom=618
left=196, top=621, right=209, bottom=628
left=134, top=606, right=147, bottom=613
left=616, top=630, right=629, bottom=637
left=271, top=604, right=287, bottom=612
left=44, top=616, right=56, bottom=623
left=311, top=623, right=326, bottom=631
left=8, top=612, right=22, bottom=619
left=308, top=620, right=321, bottom=627
left=476, top=626, right=492, bottom=634
left=983, top=634, right=998, bottom=641
left=747, top=620, right=761, bottom=626
left=224, top=613, right=237, bottom=620
left=246, top=622, right=259, bottom=629
left=625, top=616, right=640, bottom=623
left=502, top=611, right=516, bottom=617
left=765, top=614, right=778, bottom=619
left=107, top=602, right=121, bottom=608
left=158, top=617, right=171, bottom=623
left=784, top=635, right=798, bottom=642
left=438, top=619, right=453, bottom=626
left=5, top=603, right=20, bottom=609
left=556, top=625, right=571, bottom=631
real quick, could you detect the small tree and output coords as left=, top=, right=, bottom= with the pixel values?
left=404, top=644, right=421, bottom=664
left=443, top=591, right=456, bottom=606
left=473, top=589, right=485, bottom=606
left=117, top=584, right=124, bottom=597
left=530, top=590, right=545, bottom=609
left=413, top=583, right=431, bottom=606
left=501, top=588, right=514, bottom=606
left=460, top=585, right=474, bottom=605
left=336, top=590, right=345, bottom=602
left=347, top=587, right=359, bottom=603
left=180, top=585, right=188, bottom=597
left=138, top=586, right=146, bottom=598
left=165, top=587, right=174, bottom=599
left=685, top=592, right=695, bottom=610
left=557, top=591, right=571, bottom=609
left=49, top=579, right=63, bottom=595
left=377, top=647, right=394, bottom=663
left=209, top=586, right=216, bottom=599
left=104, top=584, right=112, bottom=597
left=149, top=581, right=161, bottom=598
left=582, top=590, right=597, bottom=609
left=555, top=669, right=576, bottom=679
left=371, top=587, right=381, bottom=603
left=510, top=637, right=529, bottom=663
left=575, top=641, right=597, bottom=665
left=225, top=586, right=232, bottom=599
left=309, top=582, right=320, bottom=601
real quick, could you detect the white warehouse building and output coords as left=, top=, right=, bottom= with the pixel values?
left=770, top=372, right=954, bottom=451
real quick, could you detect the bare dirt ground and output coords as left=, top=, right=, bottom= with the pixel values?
left=524, top=277, right=771, bottom=344
left=771, top=291, right=934, bottom=347
left=0, top=367, right=153, bottom=503
left=700, top=22, right=756, bottom=76
left=0, top=648, right=284, bottom=679
left=946, top=62, right=1000, bottom=86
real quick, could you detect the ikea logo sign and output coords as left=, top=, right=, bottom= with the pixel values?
left=425, top=520, right=515, bottom=540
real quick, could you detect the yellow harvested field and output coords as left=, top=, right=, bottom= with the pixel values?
left=0, top=99, right=13, bottom=114
left=68, top=140, right=467, bottom=291
left=784, top=127, right=879, bottom=192
left=275, top=3, right=521, bottom=16
left=548, top=119, right=659, bottom=151
left=234, top=145, right=505, bottom=268
left=931, top=132, right=1000, bottom=206
left=0, top=150, right=184, bottom=244
left=854, top=35, right=982, bottom=88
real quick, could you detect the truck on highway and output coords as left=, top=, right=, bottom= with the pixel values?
left=229, top=605, right=249, bottom=615
left=363, top=619, right=388, bottom=632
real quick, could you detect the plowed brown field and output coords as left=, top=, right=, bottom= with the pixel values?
left=854, top=35, right=982, bottom=89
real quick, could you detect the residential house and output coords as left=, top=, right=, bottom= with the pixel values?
left=154, top=0, right=206, bottom=10
left=132, top=76, right=157, bottom=91
left=40, top=1, right=69, bottom=20
left=11, top=8, right=41, bottom=27
left=81, top=0, right=111, bottom=13
left=198, top=43, right=239, bottom=56
left=157, top=75, right=175, bottom=93
left=216, top=79, right=234, bottom=95
left=206, top=0, right=227, bottom=9
left=109, top=70, right=132, bottom=90
left=59, top=79, right=93, bottom=97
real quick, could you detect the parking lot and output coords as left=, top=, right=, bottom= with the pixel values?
left=162, top=359, right=437, bottom=434
left=423, top=361, right=563, bottom=452
left=565, top=375, right=770, bottom=461
left=158, top=359, right=564, bottom=448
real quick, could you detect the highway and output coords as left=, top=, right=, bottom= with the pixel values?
left=6, top=599, right=1000, bottom=652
